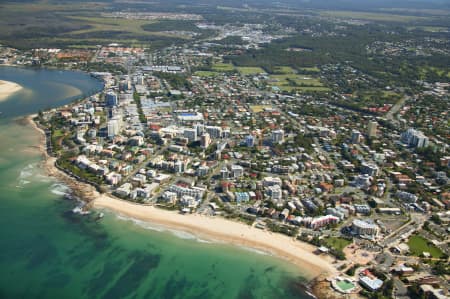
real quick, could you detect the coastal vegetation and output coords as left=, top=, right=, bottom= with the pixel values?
left=267, top=221, right=299, bottom=237
left=323, top=237, right=352, bottom=252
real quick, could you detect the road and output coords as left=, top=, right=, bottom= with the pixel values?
left=381, top=213, right=427, bottom=247
left=385, top=95, right=410, bottom=124
left=121, top=144, right=168, bottom=183
left=393, top=277, right=408, bottom=299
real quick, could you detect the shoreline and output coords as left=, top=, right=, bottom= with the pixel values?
left=0, top=79, right=22, bottom=102
left=26, top=115, right=100, bottom=203
left=93, top=194, right=337, bottom=279
left=27, top=114, right=338, bottom=282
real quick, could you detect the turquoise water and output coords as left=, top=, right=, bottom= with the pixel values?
left=0, top=67, right=313, bottom=299
left=0, top=66, right=102, bottom=118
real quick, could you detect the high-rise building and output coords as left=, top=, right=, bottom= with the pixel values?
left=119, top=80, right=131, bottom=91
left=105, top=91, right=118, bottom=107
left=205, top=126, right=222, bottom=139
left=196, top=165, right=209, bottom=177
left=183, top=128, right=197, bottom=142
left=368, top=121, right=377, bottom=138
left=222, top=129, right=230, bottom=138
left=107, top=116, right=122, bottom=139
left=200, top=133, right=211, bottom=149
left=194, top=123, right=204, bottom=136
left=401, top=128, right=429, bottom=148
left=245, top=135, right=255, bottom=147
left=351, top=130, right=361, bottom=144
left=136, top=75, right=144, bottom=85
left=271, top=129, right=284, bottom=144
left=266, top=185, right=282, bottom=201
left=220, top=167, right=229, bottom=179
left=107, top=120, right=120, bottom=138
left=173, top=160, right=184, bottom=173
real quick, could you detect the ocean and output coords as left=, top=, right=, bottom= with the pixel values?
left=0, top=66, right=314, bottom=299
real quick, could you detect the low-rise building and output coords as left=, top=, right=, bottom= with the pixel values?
left=169, top=184, right=205, bottom=200
left=361, top=162, right=379, bottom=177
left=266, top=185, right=282, bottom=201
left=231, top=165, right=244, bottom=178
left=352, top=219, right=379, bottom=237
left=359, top=275, right=383, bottom=292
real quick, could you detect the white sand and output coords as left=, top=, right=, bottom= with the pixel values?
left=94, top=195, right=337, bottom=278
left=0, top=80, right=22, bottom=101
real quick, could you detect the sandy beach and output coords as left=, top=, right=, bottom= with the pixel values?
left=94, top=195, right=337, bottom=278
left=0, top=80, right=22, bottom=101
left=27, top=115, right=338, bottom=280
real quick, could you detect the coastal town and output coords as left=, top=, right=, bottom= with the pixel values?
left=0, top=3, right=449, bottom=298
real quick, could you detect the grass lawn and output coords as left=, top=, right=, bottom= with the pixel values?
left=408, top=235, right=443, bottom=258
left=295, top=86, right=330, bottom=92
left=194, top=71, right=219, bottom=77
left=298, top=66, right=320, bottom=72
left=68, top=16, right=157, bottom=35
left=52, top=129, right=64, bottom=138
left=320, top=10, right=429, bottom=22
left=0, top=2, right=107, bottom=13
left=323, top=237, right=352, bottom=251
left=212, top=63, right=235, bottom=72
left=67, top=16, right=190, bottom=39
left=382, top=91, right=400, bottom=97
left=237, top=67, right=265, bottom=75
left=336, top=280, right=356, bottom=292
left=407, top=26, right=449, bottom=32
left=270, top=74, right=322, bottom=85
left=51, top=129, right=65, bottom=152
left=250, top=105, right=272, bottom=113
left=273, top=66, right=296, bottom=74
left=357, top=90, right=400, bottom=105
left=269, top=73, right=328, bottom=92
left=418, top=66, right=450, bottom=79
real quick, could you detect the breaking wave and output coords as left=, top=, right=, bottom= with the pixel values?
left=115, top=214, right=213, bottom=244
left=18, top=163, right=39, bottom=185
left=19, top=163, right=35, bottom=178
left=237, top=245, right=270, bottom=256
left=50, top=183, right=71, bottom=196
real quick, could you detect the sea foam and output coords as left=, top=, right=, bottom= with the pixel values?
left=116, top=215, right=165, bottom=232
left=18, top=163, right=35, bottom=179
left=115, top=214, right=213, bottom=244
left=36, top=174, right=53, bottom=183
left=237, top=245, right=270, bottom=256
left=50, top=183, right=71, bottom=196
left=18, top=163, right=38, bottom=185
